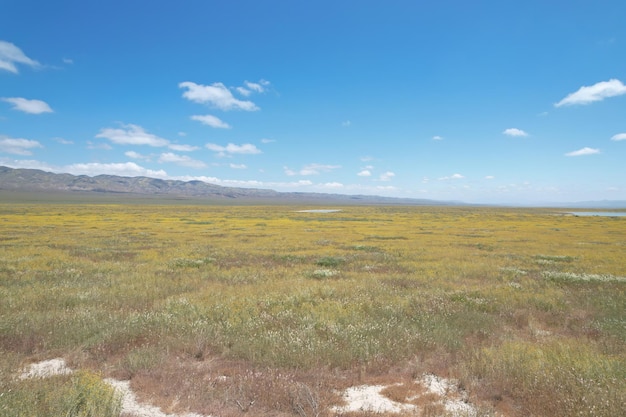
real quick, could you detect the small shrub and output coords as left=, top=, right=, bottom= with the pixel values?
left=315, top=256, right=344, bottom=267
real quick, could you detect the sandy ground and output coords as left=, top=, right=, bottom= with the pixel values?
left=19, top=358, right=477, bottom=416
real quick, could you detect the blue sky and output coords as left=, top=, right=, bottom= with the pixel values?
left=1, top=0, right=625, bottom=204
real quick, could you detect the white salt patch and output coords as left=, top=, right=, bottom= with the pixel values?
left=104, top=379, right=210, bottom=417
left=420, top=374, right=476, bottom=417
left=421, top=373, right=451, bottom=396
left=333, top=375, right=477, bottom=416
left=331, top=384, right=416, bottom=414
left=19, top=358, right=73, bottom=379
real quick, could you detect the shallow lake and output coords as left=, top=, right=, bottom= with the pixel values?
left=566, top=211, right=626, bottom=217
left=296, top=209, right=343, bottom=213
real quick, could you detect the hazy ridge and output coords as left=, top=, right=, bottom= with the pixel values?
left=0, top=166, right=454, bottom=205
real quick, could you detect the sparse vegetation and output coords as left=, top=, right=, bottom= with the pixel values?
left=0, top=203, right=624, bottom=416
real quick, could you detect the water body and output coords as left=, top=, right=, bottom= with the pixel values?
left=566, top=212, right=626, bottom=217
left=296, top=209, right=343, bottom=213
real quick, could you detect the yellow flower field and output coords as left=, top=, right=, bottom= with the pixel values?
left=1, top=203, right=624, bottom=416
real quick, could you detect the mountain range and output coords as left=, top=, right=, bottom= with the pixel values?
left=2, top=166, right=625, bottom=208
left=0, top=166, right=454, bottom=205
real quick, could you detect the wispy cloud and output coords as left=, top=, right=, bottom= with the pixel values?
left=179, top=81, right=259, bottom=111
left=190, top=114, right=231, bottom=129
left=229, top=163, right=247, bottom=169
left=432, top=135, right=443, bottom=141
left=342, top=120, right=351, bottom=127
left=0, top=135, right=43, bottom=155
left=555, top=79, right=626, bottom=107
left=245, top=80, right=269, bottom=93
left=2, top=97, right=53, bottom=114
left=168, top=143, right=200, bottom=152
left=610, top=133, right=626, bottom=141
left=125, top=150, right=150, bottom=160
left=0, top=41, right=40, bottom=73
left=206, top=143, right=261, bottom=157
left=284, top=163, right=341, bottom=176
left=54, top=137, right=73, bottom=145
left=357, top=169, right=371, bottom=177
left=565, top=147, right=600, bottom=156
left=87, top=141, right=112, bottom=151
left=261, top=138, right=275, bottom=144
left=236, top=80, right=270, bottom=97
left=96, top=124, right=170, bottom=147
left=503, top=128, right=528, bottom=137
left=158, top=152, right=206, bottom=168
left=438, top=173, right=465, bottom=180
left=96, top=123, right=196, bottom=151
left=379, top=171, right=395, bottom=181
left=65, top=162, right=167, bottom=177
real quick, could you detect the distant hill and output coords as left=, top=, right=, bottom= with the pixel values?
left=0, top=166, right=455, bottom=205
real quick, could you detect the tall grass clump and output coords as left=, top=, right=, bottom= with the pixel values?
left=464, top=339, right=626, bottom=417
left=0, top=371, right=121, bottom=417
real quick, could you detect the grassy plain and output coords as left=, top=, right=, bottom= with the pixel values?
left=0, top=202, right=624, bottom=416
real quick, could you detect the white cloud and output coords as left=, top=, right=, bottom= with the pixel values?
left=284, top=163, right=341, bottom=176
left=236, top=87, right=251, bottom=96
left=2, top=97, right=53, bottom=114
left=439, top=173, right=465, bottom=180
left=379, top=171, right=395, bottom=181
left=191, top=114, right=231, bottom=129
left=565, top=147, right=600, bottom=156
left=124, top=150, right=149, bottom=160
left=54, top=137, right=73, bottom=145
left=357, top=169, right=371, bottom=177
left=87, top=141, right=113, bottom=150
left=610, top=133, right=626, bottom=141
left=179, top=81, right=259, bottom=111
left=158, top=152, right=206, bottom=168
left=66, top=162, right=168, bottom=177
left=206, top=143, right=262, bottom=156
left=485, top=175, right=495, bottom=180
left=503, top=128, right=528, bottom=137
left=261, top=138, right=275, bottom=144
left=555, top=79, right=626, bottom=107
left=322, top=182, right=344, bottom=188
left=168, top=143, right=200, bottom=152
left=244, top=80, right=268, bottom=93
left=236, top=80, right=270, bottom=96
left=229, top=163, right=247, bottom=169
left=432, top=135, right=443, bottom=141
left=96, top=124, right=170, bottom=147
left=0, top=41, right=40, bottom=73
left=0, top=135, right=43, bottom=155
